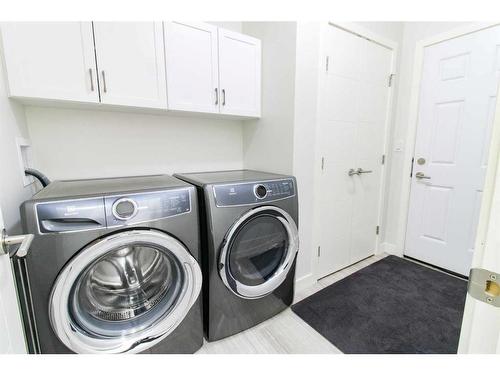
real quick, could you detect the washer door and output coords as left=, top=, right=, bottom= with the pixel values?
left=219, top=206, right=299, bottom=299
left=49, top=230, right=202, bottom=354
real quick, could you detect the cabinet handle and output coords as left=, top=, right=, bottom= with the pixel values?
left=222, top=89, right=226, bottom=106
left=89, top=68, right=94, bottom=91
left=101, top=70, right=107, bottom=93
left=215, top=88, right=219, bottom=105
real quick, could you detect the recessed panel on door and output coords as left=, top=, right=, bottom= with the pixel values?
left=93, top=22, right=167, bottom=109
left=164, top=22, right=219, bottom=113
left=1, top=22, right=98, bottom=102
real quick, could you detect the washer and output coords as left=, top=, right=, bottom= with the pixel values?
left=14, top=175, right=203, bottom=354
left=174, top=170, right=298, bottom=341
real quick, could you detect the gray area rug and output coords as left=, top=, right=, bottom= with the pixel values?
left=291, top=256, right=467, bottom=353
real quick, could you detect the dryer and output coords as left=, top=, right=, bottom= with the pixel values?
left=175, top=170, right=298, bottom=341
left=15, top=175, right=203, bottom=354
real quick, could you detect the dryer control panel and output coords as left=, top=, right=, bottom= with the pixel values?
left=213, top=178, right=295, bottom=207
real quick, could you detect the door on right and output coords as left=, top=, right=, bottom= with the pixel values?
left=406, top=26, right=500, bottom=276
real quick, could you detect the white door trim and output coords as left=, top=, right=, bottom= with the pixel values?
left=310, top=22, right=399, bottom=282
left=395, top=22, right=500, bottom=257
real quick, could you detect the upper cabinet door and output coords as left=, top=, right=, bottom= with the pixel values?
left=0, top=22, right=98, bottom=102
left=93, top=22, right=167, bottom=109
left=218, top=29, right=261, bottom=117
left=164, top=22, right=219, bottom=113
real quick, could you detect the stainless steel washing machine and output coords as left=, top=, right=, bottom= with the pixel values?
left=174, top=170, right=299, bottom=341
left=14, top=175, right=203, bottom=354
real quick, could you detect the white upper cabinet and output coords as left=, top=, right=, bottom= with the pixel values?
left=0, top=22, right=98, bottom=102
left=164, top=22, right=219, bottom=113
left=218, top=29, right=261, bottom=117
left=0, top=22, right=261, bottom=118
left=93, top=22, right=167, bottom=109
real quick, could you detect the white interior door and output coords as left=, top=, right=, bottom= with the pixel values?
left=0, top=22, right=98, bottom=103
left=459, top=83, right=500, bottom=354
left=93, top=22, right=167, bottom=109
left=316, top=25, right=393, bottom=279
left=218, top=29, right=261, bottom=117
left=164, top=22, right=219, bottom=113
left=405, top=26, right=500, bottom=276
left=0, top=207, right=26, bottom=353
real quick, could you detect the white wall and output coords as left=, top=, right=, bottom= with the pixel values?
left=26, top=107, right=244, bottom=180
left=355, top=22, right=405, bottom=43
left=242, top=22, right=297, bottom=175
left=0, top=46, right=35, bottom=233
left=382, top=22, right=475, bottom=254
left=292, top=22, right=322, bottom=285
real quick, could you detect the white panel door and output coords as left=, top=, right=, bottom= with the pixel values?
left=93, top=22, right=167, bottom=109
left=0, top=22, right=98, bottom=102
left=405, top=26, right=500, bottom=276
left=0, top=207, right=26, bottom=353
left=164, top=22, right=219, bottom=113
left=218, top=29, right=261, bottom=117
left=317, top=26, right=393, bottom=278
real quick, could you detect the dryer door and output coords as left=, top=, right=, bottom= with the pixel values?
left=219, top=206, right=299, bottom=299
left=49, top=229, right=202, bottom=354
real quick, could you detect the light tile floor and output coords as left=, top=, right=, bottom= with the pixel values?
left=197, top=252, right=388, bottom=354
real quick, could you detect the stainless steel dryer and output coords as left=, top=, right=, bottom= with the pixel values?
left=15, top=175, right=203, bottom=354
left=174, top=170, right=298, bottom=341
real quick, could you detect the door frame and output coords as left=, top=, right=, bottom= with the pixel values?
left=311, top=22, right=399, bottom=281
left=397, top=22, right=500, bottom=258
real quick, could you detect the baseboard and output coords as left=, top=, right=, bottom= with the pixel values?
left=378, top=242, right=403, bottom=257
left=294, top=272, right=316, bottom=292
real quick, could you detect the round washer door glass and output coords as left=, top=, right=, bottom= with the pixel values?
left=220, top=206, right=298, bottom=299
left=49, top=230, right=202, bottom=354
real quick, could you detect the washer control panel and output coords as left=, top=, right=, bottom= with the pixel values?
left=35, top=188, right=191, bottom=233
left=213, top=179, right=295, bottom=207
left=105, top=188, right=191, bottom=227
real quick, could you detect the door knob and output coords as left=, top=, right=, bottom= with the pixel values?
left=415, top=172, right=431, bottom=180
left=1, top=229, right=34, bottom=258
left=348, top=168, right=358, bottom=176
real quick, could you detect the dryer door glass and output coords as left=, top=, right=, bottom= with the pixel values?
left=220, top=206, right=299, bottom=299
left=49, top=230, right=202, bottom=354
left=228, top=214, right=288, bottom=286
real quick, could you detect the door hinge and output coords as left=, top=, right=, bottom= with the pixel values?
left=326, top=56, right=329, bottom=72
left=388, top=73, right=395, bottom=87
left=321, top=157, right=325, bottom=171
left=381, top=154, right=386, bottom=165
left=468, top=268, right=500, bottom=307
left=317, top=246, right=321, bottom=257
left=376, top=226, right=380, bottom=235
